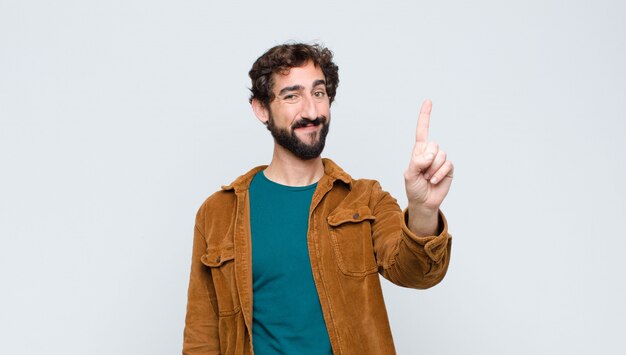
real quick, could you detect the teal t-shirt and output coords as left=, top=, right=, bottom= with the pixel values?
left=249, top=171, right=333, bottom=355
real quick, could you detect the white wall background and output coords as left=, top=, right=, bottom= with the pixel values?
left=1, top=0, right=625, bottom=354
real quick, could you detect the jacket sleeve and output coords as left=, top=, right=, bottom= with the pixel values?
left=182, top=222, right=220, bottom=354
left=370, top=182, right=452, bottom=289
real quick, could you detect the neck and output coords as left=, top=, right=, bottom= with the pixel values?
left=263, top=145, right=325, bottom=186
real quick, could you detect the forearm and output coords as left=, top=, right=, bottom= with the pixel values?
left=371, top=183, right=451, bottom=289
left=377, top=208, right=451, bottom=289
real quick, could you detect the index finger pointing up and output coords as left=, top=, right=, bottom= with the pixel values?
left=416, top=99, right=432, bottom=143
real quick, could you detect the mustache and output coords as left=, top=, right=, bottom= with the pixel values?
left=291, top=116, right=328, bottom=129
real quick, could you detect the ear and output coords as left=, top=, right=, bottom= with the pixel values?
left=251, top=99, right=270, bottom=125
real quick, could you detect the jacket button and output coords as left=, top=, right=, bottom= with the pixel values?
left=353, top=213, right=359, bottom=219
left=216, top=257, right=221, bottom=263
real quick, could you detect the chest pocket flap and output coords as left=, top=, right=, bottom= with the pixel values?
left=327, top=205, right=376, bottom=227
left=201, top=247, right=235, bottom=267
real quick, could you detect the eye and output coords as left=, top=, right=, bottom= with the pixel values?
left=314, top=91, right=327, bottom=98
left=283, top=94, right=299, bottom=102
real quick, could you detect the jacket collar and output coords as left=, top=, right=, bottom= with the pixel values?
left=220, top=158, right=352, bottom=193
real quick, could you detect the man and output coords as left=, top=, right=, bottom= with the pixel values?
left=183, top=43, right=454, bottom=354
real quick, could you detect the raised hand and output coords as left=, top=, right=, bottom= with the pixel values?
left=404, top=100, right=454, bottom=214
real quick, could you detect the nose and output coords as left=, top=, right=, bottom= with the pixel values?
left=301, top=93, right=319, bottom=120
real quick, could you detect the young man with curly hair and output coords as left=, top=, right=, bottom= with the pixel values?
left=183, top=43, right=454, bottom=354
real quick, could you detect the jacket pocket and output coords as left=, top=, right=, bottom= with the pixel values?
left=201, top=246, right=239, bottom=316
left=327, top=206, right=378, bottom=277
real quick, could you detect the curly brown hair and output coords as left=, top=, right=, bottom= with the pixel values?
left=248, top=43, right=339, bottom=108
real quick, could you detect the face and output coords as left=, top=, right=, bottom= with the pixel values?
left=260, top=61, right=331, bottom=160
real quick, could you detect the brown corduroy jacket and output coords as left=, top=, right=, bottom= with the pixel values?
left=183, top=158, right=452, bottom=354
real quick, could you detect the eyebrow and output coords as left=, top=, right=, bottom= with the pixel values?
left=312, top=79, right=326, bottom=88
left=278, top=85, right=304, bottom=96
left=277, top=79, right=327, bottom=96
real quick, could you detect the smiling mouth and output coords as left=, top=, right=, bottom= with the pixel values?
left=295, top=123, right=318, bottom=129
left=292, top=116, right=326, bottom=130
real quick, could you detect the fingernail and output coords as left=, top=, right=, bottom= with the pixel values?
left=431, top=177, right=438, bottom=184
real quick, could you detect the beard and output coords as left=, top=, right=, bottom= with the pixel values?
left=266, top=114, right=330, bottom=160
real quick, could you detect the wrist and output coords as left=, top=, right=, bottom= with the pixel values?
left=408, top=202, right=438, bottom=217
left=407, top=205, right=440, bottom=237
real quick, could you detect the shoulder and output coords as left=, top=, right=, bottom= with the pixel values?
left=349, top=177, right=382, bottom=190
left=194, top=188, right=237, bottom=231
left=322, top=158, right=385, bottom=195
left=343, top=175, right=387, bottom=198
left=348, top=177, right=400, bottom=210
left=197, top=189, right=236, bottom=213
left=194, top=165, right=266, bottom=226
left=326, top=175, right=393, bottom=210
